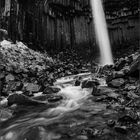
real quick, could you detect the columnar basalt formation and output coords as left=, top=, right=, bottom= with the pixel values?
left=0, top=0, right=139, bottom=52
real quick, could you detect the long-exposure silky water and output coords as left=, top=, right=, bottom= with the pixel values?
left=91, top=0, right=114, bottom=65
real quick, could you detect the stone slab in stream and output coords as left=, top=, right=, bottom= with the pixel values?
left=7, top=93, right=46, bottom=106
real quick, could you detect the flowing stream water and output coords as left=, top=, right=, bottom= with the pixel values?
left=0, top=73, right=119, bottom=140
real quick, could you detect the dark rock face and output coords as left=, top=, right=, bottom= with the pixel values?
left=43, top=86, right=61, bottom=94
left=75, top=79, right=81, bottom=86
left=82, top=80, right=100, bottom=89
left=91, top=86, right=98, bottom=96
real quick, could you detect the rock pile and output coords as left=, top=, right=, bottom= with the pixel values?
left=105, top=50, right=140, bottom=88
left=0, top=40, right=90, bottom=119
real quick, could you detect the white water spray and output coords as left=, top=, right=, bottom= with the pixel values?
left=91, top=0, right=113, bottom=65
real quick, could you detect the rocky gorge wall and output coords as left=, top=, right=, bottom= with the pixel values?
left=108, top=14, right=139, bottom=51
left=0, top=0, right=139, bottom=53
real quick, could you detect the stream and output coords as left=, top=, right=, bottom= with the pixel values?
left=0, top=73, right=135, bottom=140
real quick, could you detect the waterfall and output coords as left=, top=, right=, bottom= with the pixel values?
left=91, top=0, right=113, bottom=65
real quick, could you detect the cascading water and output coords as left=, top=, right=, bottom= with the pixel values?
left=91, top=0, right=113, bottom=65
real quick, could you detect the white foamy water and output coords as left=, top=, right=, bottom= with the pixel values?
left=47, top=73, right=93, bottom=114
left=91, top=0, right=113, bottom=65
left=48, top=84, right=93, bottom=115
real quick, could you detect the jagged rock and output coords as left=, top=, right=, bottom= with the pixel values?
left=7, top=93, right=46, bottom=106
left=114, top=58, right=126, bottom=71
left=74, top=79, right=81, bottom=86
left=5, top=74, right=15, bottom=82
left=108, top=78, right=125, bottom=88
left=25, top=83, right=41, bottom=93
left=15, top=82, right=23, bottom=91
left=2, top=81, right=23, bottom=94
left=82, top=79, right=100, bottom=88
left=0, top=41, right=53, bottom=74
left=91, top=86, right=98, bottom=96
left=106, top=71, right=125, bottom=83
left=125, top=56, right=133, bottom=64
left=43, top=86, right=61, bottom=94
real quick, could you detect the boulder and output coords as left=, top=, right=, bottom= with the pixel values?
left=106, top=71, right=125, bottom=83
left=82, top=79, right=100, bottom=88
left=91, top=86, right=98, bottom=96
left=0, top=109, right=13, bottom=122
left=7, top=93, right=46, bottom=106
left=74, top=79, right=81, bottom=86
left=114, top=58, right=126, bottom=71
left=0, top=29, right=8, bottom=41
left=5, top=74, right=15, bottom=82
left=43, top=86, right=61, bottom=94
left=108, top=78, right=125, bottom=88
left=2, top=81, right=23, bottom=94
left=0, top=72, right=5, bottom=80
left=25, top=83, right=41, bottom=93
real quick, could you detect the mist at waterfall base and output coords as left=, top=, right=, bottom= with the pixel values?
left=91, top=0, right=114, bottom=66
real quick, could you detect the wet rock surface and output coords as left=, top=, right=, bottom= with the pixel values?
left=0, top=41, right=140, bottom=140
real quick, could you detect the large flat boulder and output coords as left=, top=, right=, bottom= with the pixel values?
left=108, top=78, right=125, bottom=88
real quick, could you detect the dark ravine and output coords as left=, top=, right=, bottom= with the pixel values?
left=0, top=41, right=140, bottom=140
